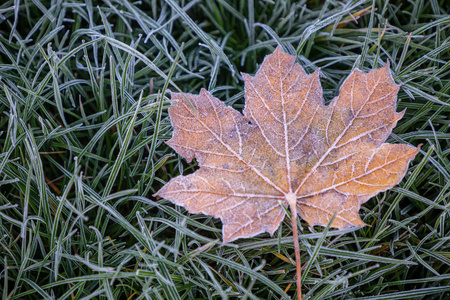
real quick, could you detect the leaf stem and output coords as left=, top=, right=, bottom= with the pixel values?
left=290, top=202, right=302, bottom=300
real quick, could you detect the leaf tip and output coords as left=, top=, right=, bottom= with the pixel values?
left=395, top=109, right=406, bottom=122
left=242, top=72, right=251, bottom=79
left=274, top=44, right=284, bottom=54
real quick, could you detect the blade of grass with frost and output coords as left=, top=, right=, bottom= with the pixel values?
left=2, top=257, right=8, bottom=300
left=13, top=227, right=34, bottom=297
left=208, top=49, right=222, bottom=91
left=20, top=165, right=32, bottom=239
left=0, top=210, right=22, bottom=228
left=235, top=227, right=360, bottom=251
left=397, top=40, right=450, bottom=78
left=94, top=35, right=185, bottom=93
left=358, top=0, right=375, bottom=69
left=373, top=145, right=434, bottom=244
left=0, top=42, right=33, bottom=90
left=21, top=279, right=52, bottom=300
left=402, top=84, right=450, bottom=108
left=109, top=55, right=122, bottom=144
left=386, top=274, right=450, bottom=286
left=58, top=282, right=85, bottom=300
left=50, top=167, right=79, bottom=280
left=141, top=198, right=222, bottom=233
left=412, top=16, right=450, bottom=35
left=136, top=212, right=181, bottom=300
left=34, top=27, right=66, bottom=56
left=29, top=0, right=54, bottom=21
left=164, top=0, right=235, bottom=76
left=0, top=119, right=18, bottom=175
left=82, top=193, right=160, bottom=254
left=90, top=225, right=115, bottom=299
left=318, top=247, right=416, bottom=265
left=254, top=23, right=297, bottom=54
left=392, top=187, right=449, bottom=211
left=92, top=204, right=144, bottom=255
left=141, top=44, right=183, bottom=196
left=296, top=0, right=367, bottom=54
left=77, top=113, right=142, bottom=160
left=198, top=259, right=228, bottom=298
left=25, top=271, right=138, bottom=294
left=7, top=1, right=19, bottom=42
left=353, top=286, right=450, bottom=300
left=148, top=217, right=222, bottom=244
left=302, top=214, right=336, bottom=282
left=319, top=264, right=382, bottom=299
left=302, top=267, right=344, bottom=299
left=408, top=242, right=441, bottom=276
left=21, top=123, right=51, bottom=229
left=55, top=38, right=102, bottom=67
left=122, top=0, right=188, bottom=65
left=82, top=46, right=101, bottom=108
left=144, top=1, right=197, bottom=51
left=303, top=0, right=329, bottom=58
left=395, top=34, right=412, bottom=73
left=120, top=35, right=141, bottom=104
left=38, top=44, right=68, bottom=126
left=94, top=96, right=142, bottom=235
left=421, top=153, right=450, bottom=181
left=200, top=252, right=290, bottom=299
left=247, top=0, right=255, bottom=47
left=38, top=228, right=79, bottom=266
left=98, top=6, right=127, bottom=70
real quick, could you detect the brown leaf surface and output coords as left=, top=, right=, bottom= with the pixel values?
left=155, top=47, right=419, bottom=243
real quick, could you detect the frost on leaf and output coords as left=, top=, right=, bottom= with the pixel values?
left=155, top=46, right=419, bottom=243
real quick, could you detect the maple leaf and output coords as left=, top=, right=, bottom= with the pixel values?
left=155, top=46, right=419, bottom=244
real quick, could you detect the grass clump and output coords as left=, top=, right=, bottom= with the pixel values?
left=0, top=0, right=449, bottom=299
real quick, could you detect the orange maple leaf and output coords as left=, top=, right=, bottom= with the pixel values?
left=156, top=46, right=418, bottom=243
left=156, top=46, right=419, bottom=298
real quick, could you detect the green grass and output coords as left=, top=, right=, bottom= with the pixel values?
left=0, top=0, right=449, bottom=299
